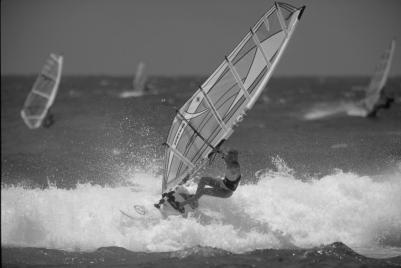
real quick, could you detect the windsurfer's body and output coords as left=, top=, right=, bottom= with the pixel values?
left=178, top=149, right=241, bottom=210
left=42, top=108, right=55, bottom=128
left=365, top=89, right=395, bottom=118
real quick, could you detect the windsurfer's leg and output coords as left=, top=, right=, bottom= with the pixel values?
left=179, top=177, right=220, bottom=207
left=366, top=104, right=380, bottom=118
left=200, top=187, right=233, bottom=199
left=366, top=110, right=377, bottom=118
left=383, top=97, right=395, bottom=109
left=42, top=113, right=54, bottom=128
left=369, top=96, right=395, bottom=117
left=183, top=180, right=232, bottom=209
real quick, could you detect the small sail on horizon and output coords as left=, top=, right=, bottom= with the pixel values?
left=119, top=61, right=148, bottom=98
left=21, top=53, right=63, bottom=129
left=162, top=2, right=305, bottom=193
left=361, top=39, right=396, bottom=113
left=133, top=61, right=147, bottom=92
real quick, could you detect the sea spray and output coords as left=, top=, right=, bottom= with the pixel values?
left=2, top=163, right=401, bottom=253
left=303, top=101, right=367, bottom=120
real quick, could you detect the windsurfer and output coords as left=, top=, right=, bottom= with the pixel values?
left=178, top=149, right=241, bottom=209
left=42, top=109, right=55, bottom=128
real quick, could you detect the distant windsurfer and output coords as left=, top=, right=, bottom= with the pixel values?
left=366, top=90, right=395, bottom=118
left=177, top=149, right=241, bottom=210
left=362, top=39, right=396, bottom=118
left=42, top=109, right=55, bottom=128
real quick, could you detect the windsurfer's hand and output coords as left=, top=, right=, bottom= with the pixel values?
left=183, top=173, right=190, bottom=181
left=220, top=150, right=227, bottom=159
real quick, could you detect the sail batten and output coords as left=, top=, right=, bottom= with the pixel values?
left=162, top=2, right=305, bottom=192
left=199, top=86, right=228, bottom=131
left=32, top=89, right=51, bottom=99
left=251, top=29, right=273, bottom=68
left=165, top=142, right=196, bottom=169
left=225, top=56, right=250, bottom=99
left=263, top=16, right=270, bottom=32
left=275, top=2, right=287, bottom=33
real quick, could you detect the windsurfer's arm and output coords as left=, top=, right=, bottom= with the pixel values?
left=222, top=150, right=241, bottom=180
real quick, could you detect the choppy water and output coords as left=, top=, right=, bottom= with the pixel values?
left=1, top=75, right=401, bottom=266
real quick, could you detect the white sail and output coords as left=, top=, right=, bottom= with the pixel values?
left=119, top=61, right=148, bottom=98
left=362, top=39, right=396, bottom=112
left=21, top=54, right=63, bottom=129
left=133, top=61, right=146, bottom=92
left=162, top=2, right=305, bottom=192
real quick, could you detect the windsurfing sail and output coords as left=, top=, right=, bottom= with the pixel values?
left=133, top=61, right=147, bottom=92
left=119, top=61, right=148, bottom=98
left=162, top=2, right=305, bottom=193
left=21, top=54, right=63, bottom=129
left=361, top=39, right=396, bottom=112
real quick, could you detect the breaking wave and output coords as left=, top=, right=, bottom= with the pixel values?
left=2, top=159, right=401, bottom=254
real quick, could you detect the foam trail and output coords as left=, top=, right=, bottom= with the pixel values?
left=304, top=101, right=367, bottom=120
left=2, top=164, right=401, bottom=253
left=118, top=90, right=145, bottom=98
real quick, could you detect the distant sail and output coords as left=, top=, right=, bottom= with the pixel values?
left=162, top=2, right=305, bottom=192
left=361, top=39, right=396, bottom=112
left=133, top=61, right=147, bottom=92
left=21, top=54, right=63, bottom=129
left=119, top=61, right=147, bottom=98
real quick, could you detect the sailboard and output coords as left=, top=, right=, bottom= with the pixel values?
left=159, top=2, right=305, bottom=204
left=21, top=54, right=63, bottom=129
left=360, top=39, right=396, bottom=113
left=119, top=61, right=148, bottom=98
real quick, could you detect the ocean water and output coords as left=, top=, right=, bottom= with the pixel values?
left=1, top=75, right=401, bottom=267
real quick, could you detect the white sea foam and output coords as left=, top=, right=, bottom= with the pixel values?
left=303, top=101, right=368, bottom=120
left=118, top=90, right=145, bottom=98
left=2, top=162, right=401, bottom=254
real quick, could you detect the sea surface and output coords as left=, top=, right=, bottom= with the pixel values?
left=1, top=75, right=401, bottom=267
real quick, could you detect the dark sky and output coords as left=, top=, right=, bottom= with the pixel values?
left=1, top=0, right=401, bottom=76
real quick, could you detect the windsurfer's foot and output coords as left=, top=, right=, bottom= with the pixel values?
left=176, top=203, right=185, bottom=213
left=179, top=196, right=198, bottom=210
left=189, top=199, right=198, bottom=209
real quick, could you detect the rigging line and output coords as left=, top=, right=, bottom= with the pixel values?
left=175, top=109, right=218, bottom=153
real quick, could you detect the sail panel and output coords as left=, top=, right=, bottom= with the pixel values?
left=162, top=2, right=305, bottom=192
